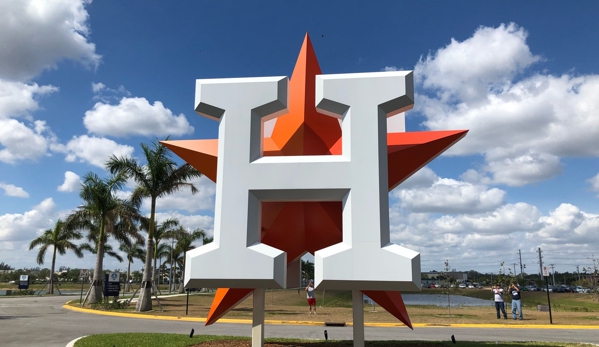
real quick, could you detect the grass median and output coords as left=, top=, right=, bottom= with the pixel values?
left=73, top=333, right=598, bottom=347
left=66, top=289, right=599, bottom=326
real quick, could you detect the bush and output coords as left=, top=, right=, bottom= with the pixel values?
left=91, top=300, right=128, bottom=310
left=9, top=289, right=35, bottom=296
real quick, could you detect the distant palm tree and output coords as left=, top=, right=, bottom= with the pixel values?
left=66, top=172, right=142, bottom=304
left=203, top=236, right=213, bottom=245
left=165, top=245, right=183, bottom=291
left=174, top=228, right=206, bottom=293
left=119, top=241, right=145, bottom=292
left=29, top=220, right=83, bottom=294
left=107, top=139, right=202, bottom=311
left=151, top=218, right=182, bottom=291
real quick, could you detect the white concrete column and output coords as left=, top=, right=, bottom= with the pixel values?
left=252, top=288, right=266, bottom=347
left=352, top=289, right=364, bottom=347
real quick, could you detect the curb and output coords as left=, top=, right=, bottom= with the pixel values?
left=65, top=336, right=86, bottom=347
left=62, top=302, right=599, bottom=330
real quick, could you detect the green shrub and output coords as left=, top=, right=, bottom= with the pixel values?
left=91, top=300, right=128, bottom=310
left=9, top=289, right=35, bottom=296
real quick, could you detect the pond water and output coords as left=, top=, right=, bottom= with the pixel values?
left=365, top=294, right=493, bottom=307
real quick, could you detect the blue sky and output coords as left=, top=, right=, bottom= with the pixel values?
left=1, top=1, right=598, bottom=276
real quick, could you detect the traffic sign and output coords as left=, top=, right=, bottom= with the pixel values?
left=542, top=266, right=550, bottom=277
left=79, top=269, right=89, bottom=278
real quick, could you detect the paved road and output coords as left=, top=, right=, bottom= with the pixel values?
left=1, top=296, right=598, bottom=347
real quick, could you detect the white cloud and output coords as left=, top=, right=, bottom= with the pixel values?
left=588, top=173, right=599, bottom=196
left=57, top=171, right=82, bottom=192
left=91, top=82, right=106, bottom=93
left=0, top=183, right=29, bottom=198
left=0, top=198, right=56, bottom=241
left=0, top=0, right=100, bottom=81
left=0, top=79, right=58, bottom=119
left=0, top=119, right=58, bottom=163
left=144, top=177, right=216, bottom=213
left=416, top=23, right=540, bottom=103
left=534, top=204, right=599, bottom=245
left=154, top=212, right=214, bottom=238
left=393, top=170, right=505, bottom=214
left=396, top=167, right=439, bottom=190
left=415, top=23, right=599, bottom=186
left=62, top=135, right=134, bottom=168
left=83, top=97, right=194, bottom=138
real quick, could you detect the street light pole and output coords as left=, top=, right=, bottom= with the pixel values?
left=169, top=239, right=174, bottom=293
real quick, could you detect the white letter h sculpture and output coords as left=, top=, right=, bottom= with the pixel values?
left=162, top=36, right=467, bottom=347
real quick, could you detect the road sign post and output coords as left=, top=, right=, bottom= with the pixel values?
left=79, top=269, right=88, bottom=304
left=542, top=265, right=553, bottom=324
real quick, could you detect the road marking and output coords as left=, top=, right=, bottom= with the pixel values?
left=62, top=303, right=599, bottom=330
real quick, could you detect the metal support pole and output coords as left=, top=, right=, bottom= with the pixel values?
left=352, top=289, right=365, bottom=347
left=80, top=278, right=84, bottom=304
left=186, top=289, right=190, bottom=315
left=169, top=239, right=174, bottom=293
left=252, top=288, right=265, bottom=347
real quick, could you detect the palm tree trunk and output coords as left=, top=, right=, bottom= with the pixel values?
left=49, top=246, right=57, bottom=295
left=125, top=260, right=131, bottom=292
left=152, top=254, right=158, bottom=295
left=136, top=198, right=155, bottom=311
left=89, top=220, right=105, bottom=304
left=178, top=254, right=185, bottom=294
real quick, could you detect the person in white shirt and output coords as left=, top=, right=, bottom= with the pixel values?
left=491, top=284, right=507, bottom=319
left=305, top=280, right=316, bottom=314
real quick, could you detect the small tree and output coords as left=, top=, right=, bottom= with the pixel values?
left=581, top=256, right=599, bottom=301
left=439, top=260, right=460, bottom=316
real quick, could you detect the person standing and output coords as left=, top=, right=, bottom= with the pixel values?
left=510, top=283, right=523, bottom=320
left=305, top=280, right=316, bottom=314
left=492, top=284, right=507, bottom=319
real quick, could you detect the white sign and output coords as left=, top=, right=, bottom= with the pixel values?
left=79, top=269, right=89, bottom=278
left=20, top=275, right=28, bottom=281
left=542, top=266, right=550, bottom=277
left=108, top=272, right=120, bottom=282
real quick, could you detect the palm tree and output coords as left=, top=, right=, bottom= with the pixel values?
left=29, top=220, right=84, bottom=294
left=80, top=240, right=124, bottom=263
left=174, top=228, right=206, bottom=293
left=119, top=241, right=145, bottom=292
left=106, top=139, right=202, bottom=311
left=166, top=245, right=183, bottom=292
left=151, top=218, right=181, bottom=291
left=66, top=172, right=142, bottom=304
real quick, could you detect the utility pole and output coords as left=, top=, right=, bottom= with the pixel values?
left=577, top=266, right=580, bottom=282
left=549, top=264, right=556, bottom=286
left=512, top=263, right=518, bottom=279
left=538, top=247, right=553, bottom=324
left=519, top=249, right=524, bottom=279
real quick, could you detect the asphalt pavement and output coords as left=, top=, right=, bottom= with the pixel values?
left=0, top=295, right=598, bottom=347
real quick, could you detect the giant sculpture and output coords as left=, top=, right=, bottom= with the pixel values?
left=163, top=35, right=467, bottom=347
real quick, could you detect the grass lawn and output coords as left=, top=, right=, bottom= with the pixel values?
left=73, top=333, right=598, bottom=347
left=67, top=289, right=599, bottom=326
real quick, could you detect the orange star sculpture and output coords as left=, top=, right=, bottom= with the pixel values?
left=163, top=34, right=467, bottom=329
